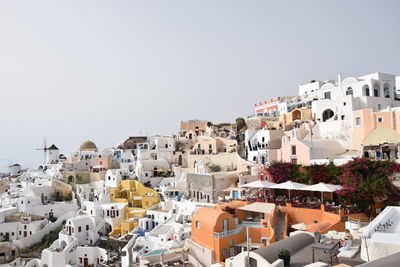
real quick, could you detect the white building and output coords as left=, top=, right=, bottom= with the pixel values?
left=305, top=72, right=400, bottom=148
left=104, top=169, right=130, bottom=188
left=46, top=144, right=60, bottom=164
left=361, top=206, right=400, bottom=262
left=9, top=164, right=21, bottom=177
left=245, top=129, right=283, bottom=165
left=27, top=215, right=108, bottom=267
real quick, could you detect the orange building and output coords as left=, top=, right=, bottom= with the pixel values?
left=186, top=201, right=277, bottom=266
left=279, top=107, right=313, bottom=128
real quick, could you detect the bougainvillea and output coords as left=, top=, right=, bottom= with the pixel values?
left=267, top=162, right=308, bottom=183
left=336, top=158, right=400, bottom=215
left=304, top=163, right=343, bottom=184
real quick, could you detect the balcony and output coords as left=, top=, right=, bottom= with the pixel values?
left=213, top=226, right=243, bottom=238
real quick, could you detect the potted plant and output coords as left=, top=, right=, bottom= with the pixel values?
left=278, top=249, right=291, bottom=266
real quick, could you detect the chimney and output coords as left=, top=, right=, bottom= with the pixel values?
left=338, top=73, right=342, bottom=88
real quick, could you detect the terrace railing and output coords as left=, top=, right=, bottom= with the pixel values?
left=213, top=226, right=243, bottom=238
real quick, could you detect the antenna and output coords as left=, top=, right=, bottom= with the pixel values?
left=36, top=136, right=48, bottom=163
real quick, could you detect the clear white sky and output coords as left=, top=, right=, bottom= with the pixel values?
left=1, top=0, right=400, bottom=169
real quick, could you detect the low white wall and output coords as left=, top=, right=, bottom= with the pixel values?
left=29, top=202, right=78, bottom=218
left=13, top=210, right=76, bottom=248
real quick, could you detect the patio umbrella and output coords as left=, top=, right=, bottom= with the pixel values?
left=291, top=222, right=308, bottom=231
left=300, top=182, right=342, bottom=202
left=269, top=180, right=307, bottom=200
left=240, top=180, right=276, bottom=188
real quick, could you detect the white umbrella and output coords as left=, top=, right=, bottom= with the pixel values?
left=300, top=182, right=342, bottom=202
left=291, top=222, right=308, bottom=231
left=240, top=180, right=276, bottom=188
left=269, top=180, right=307, bottom=200
left=300, top=182, right=342, bottom=192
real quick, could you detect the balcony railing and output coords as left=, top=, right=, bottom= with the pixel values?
left=213, top=226, right=243, bottom=238
left=242, top=221, right=264, bottom=228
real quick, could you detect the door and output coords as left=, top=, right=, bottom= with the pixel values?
left=84, top=258, right=88, bottom=266
left=230, top=246, right=235, bottom=257
left=233, top=190, right=238, bottom=200
left=24, top=231, right=27, bottom=237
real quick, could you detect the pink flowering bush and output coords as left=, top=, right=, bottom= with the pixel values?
left=336, top=158, right=400, bottom=215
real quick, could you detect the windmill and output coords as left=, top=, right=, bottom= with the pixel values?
left=36, top=137, right=48, bottom=164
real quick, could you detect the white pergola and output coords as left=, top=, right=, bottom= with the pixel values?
left=269, top=180, right=307, bottom=200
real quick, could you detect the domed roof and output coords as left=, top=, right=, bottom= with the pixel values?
left=79, top=140, right=98, bottom=152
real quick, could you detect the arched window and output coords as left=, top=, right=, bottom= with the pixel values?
left=346, top=87, right=353, bottom=95
left=384, top=87, right=390, bottom=98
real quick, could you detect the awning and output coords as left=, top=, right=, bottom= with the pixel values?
left=238, top=202, right=276, bottom=214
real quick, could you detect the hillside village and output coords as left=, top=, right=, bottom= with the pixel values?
left=2, top=72, right=400, bottom=266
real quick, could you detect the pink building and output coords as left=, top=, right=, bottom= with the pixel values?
left=352, top=108, right=400, bottom=150
left=352, top=108, right=400, bottom=160
left=91, top=158, right=112, bottom=172
left=279, top=138, right=345, bottom=165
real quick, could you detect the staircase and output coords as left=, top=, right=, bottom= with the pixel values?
left=274, top=212, right=286, bottom=241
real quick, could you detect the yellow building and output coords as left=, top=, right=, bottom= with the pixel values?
left=109, top=180, right=160, bottom=238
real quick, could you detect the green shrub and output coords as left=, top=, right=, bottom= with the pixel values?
left=208, top=164, right=222, bottom=172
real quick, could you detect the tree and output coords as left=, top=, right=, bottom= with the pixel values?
left=235, top=117, right=246, bottom=131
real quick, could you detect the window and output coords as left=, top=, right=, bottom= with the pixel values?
left=346, top=87, right=353, bottom=95
left=291, top=145, right=296, bottom=155
left=223, top=219, right=229, bottom=232
left=378, top=104, right=382, bottom=110
left=291, top=158, right=297, bottom=164
left=374, top=89, right=379, bottom=97
left=355, top=117, right=362, bottom=126
left=365, top=87, right=370, bottom=96
left=196, top=221, right=200, bottom=229
left=384, top=87, right=390, bottom=98
left=324, top=91, right=331, bottom=100
left=343, top=102, right=346, bottom=106
left=341, top=115, right=345, bottom=120
left=249, top=257, right=258, bottom=267
left=86, top=225, right=89, bottom=231
left=78, top=226, right=82, bottom=232
left=222, top=249, right=227, bottom=257
left=377, top=117, right=384, bottom=123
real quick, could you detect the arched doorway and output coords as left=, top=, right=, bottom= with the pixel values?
left=322, top=109, right=334, bottom=122
left=292, top=110, right=301, bottom=121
